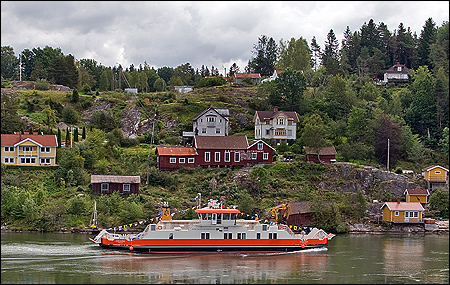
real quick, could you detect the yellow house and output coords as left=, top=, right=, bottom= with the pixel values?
left=422, top=165, right=448, bottom=190
left=380, top=201, right=424, bottom=223
left=1, top=132, right=58, bottom=166
left=404, top=189, right=430, bottom=204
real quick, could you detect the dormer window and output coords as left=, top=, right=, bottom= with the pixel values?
left=397, top=66, right=402, bottom=72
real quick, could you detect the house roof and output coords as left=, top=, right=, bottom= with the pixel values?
left=91, top=175, right=141, bottom=184
left=288, top=201, right=312, bottom=215
left=385, top=62, right=410, bottom=74
left=254, top=109, right=300, bottom=123
left=422, top=165, right=448, bottom=172
left=404, top=189, right=430, bottom=196
left=304, top=146, right=337, bottom=156
left=156, top=146, right=197, bottom=156
left=1, top=133, right=58, bottom=147
left=235, top=73, right=261, bottom=79
left=381, top=202, right=425, bottom=211
left=194, top=135, right=248, bottom=149
left=248, top=139, right=276, bottom=150
left=192, top=107, right=229, bottom=121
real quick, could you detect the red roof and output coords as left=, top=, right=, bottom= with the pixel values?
left=381, top=202, right=424, bottom=211
left=235, top=73, right=261, bottom=79
left=254, top=109, right=299, bottom=123
left=422, top=165, right=448, bottom=172
left=194, top=135, right=248, bottom=149
left=404, top=189, right=430, bottom=196
left=156, top=146, right=197, bottom=156
left=1, top=133, right=58, bottom=147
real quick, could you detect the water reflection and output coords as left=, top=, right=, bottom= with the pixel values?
left=97, top=249, right=328, bottom=283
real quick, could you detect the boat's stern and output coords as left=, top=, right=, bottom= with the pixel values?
left=89, top=229, right=109, bottom=244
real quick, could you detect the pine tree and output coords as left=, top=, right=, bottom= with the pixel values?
left=310, top=36, right=322, bottom=72
left=82, top=126, right=86, bottom=140
left=322, top=29, right=341, bottom=75
left=417, top=18, right=437, bottom=68
left=57, top=128, right=61, bottom=147
left=74, top=127, right=79, bottom=142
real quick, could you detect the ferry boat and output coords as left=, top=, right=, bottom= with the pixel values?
left=90, top=199, right=335, bottom=253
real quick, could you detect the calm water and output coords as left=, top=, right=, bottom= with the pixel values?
left=1, top=231, right=448, bottom=284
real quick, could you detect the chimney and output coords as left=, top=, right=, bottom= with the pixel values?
left=274, top=106, right=278, bottom=112
left=397, top=198, right=400, bottom=204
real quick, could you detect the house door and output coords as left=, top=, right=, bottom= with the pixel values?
left=212, top=213, right=217, bottom=225
left=404, top=211, right=410, bottom=222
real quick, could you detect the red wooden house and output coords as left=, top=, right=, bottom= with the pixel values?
left=91, top=175, right=141, bottom=195
left=156, top=146, right=198, bottom=171
left=304, top=146, right=337, bottom=164
left=247, top=139, right=275, bottom=165
left=194, top=135, right=249, bottom=167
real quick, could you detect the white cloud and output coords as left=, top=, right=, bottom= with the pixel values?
left=1, top=1, right=448, bottom=72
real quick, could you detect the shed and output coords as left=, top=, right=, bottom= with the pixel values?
left=286, top=201, right=315, bottom=227
left=91, top=175, right=140, bottom=195
left=304, top=146, right=337, bottom=164
left=404, top=189, right=430, bottom=204
left=380, top=201, right=424, bottom=223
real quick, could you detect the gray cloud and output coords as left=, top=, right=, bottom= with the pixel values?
left=2, top=1, right=448, bottom=72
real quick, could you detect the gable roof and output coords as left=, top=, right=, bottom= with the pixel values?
left=235, top=73, right=261, bottom=79
left=385, top=62, right=410, bottom=74
left=304, top=146, right=337, bottom=156
left=254, top=109, right=300, bottom=123
left=192, top=107, right=229, bottom=121
left=194, top=135, right=248, bottom=149
left=156, top=146, right=197, bottom=156
left=1, top=133, right=58, bottom=147
left=288, top=201, right=312, bottom=215
left=381, top=202, right=425, bottom=211
left=91, top=175, right=141, bottom=184
left=422, top=165, right=449, bottom=172
left=404, top=189, right=430, bottom=196
left=248, top=139, right=275, bottom=150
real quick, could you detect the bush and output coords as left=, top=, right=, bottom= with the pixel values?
left=34, top=79, right=50, bottom=90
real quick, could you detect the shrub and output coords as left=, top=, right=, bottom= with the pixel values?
left=34, top=78, right=50, bottom=90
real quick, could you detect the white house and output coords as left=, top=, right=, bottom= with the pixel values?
left=253, top=106, right=299, bottom=144
left=183, top=107, right=230, bottom=138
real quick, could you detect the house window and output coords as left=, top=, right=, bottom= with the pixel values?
left=288, top=121, right=293, bottom=126
left=275, top=129, right=286, bottom=136
left=123, top=184, right=130, bottom=192
left=397, top=66, right=402, bottom=71
left=215, top=128, right=220, bottom=134
left=188, top=158, right=195, bottom=163
left=101, top=183, right=109, bottom=192
left=263, top=153, right=269, bottom=160
left=4, top=157, right=14, bottom=164
left=170, top=158, right=176, bottom=163
left=4, top=146, right=14, bottom=152
left=394, top=211, right=399, bottom=216
left=405, top=211, right=409, bottom=218
left=202, top=128, right=207, bottom=133
left=40, top=158, right=51, bottom=164
left=207, top=117, right=215, bottom=122
left=414, top=211, right=418, bottom=218
left=20, top=157, right=36, bottom=164
left=205, top=152, right=210, bottom=162
left=257, top=143, right=263, bottom=150
left=252, top=152, right=257, bottom=160
left=287, top=130, right=292, bottom=136
left=277, top=117, right=284, bottom=125
left=224, top=152, right=230, bottom=162
left=22, top=146, right=32, bottom=152
left=435, top=171, right=441, bottom=174
left=265, top=120, right=270, bottom=125
left=40, top=147, right=50, bottom=153
left=234, top=152, right=240, bottom=162
left=266, top=130, right=270, bottom=135
left=179, top=158, right=185, bottom=163
left=215, top=152, right=220, bottom=162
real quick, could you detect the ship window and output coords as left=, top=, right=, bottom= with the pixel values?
left=151, top=224, right=156, bottom=231
left=273, top=233, right=277, bottom=239
left=201, top=232, right=210, bottom=239
left=262, top=224, right=268, bottom=231
left=269, top=233, right=272, bottom=239
left=227, top=233, right=232, bottom=239
left=237, top=233, right=241, bottom=239
left=224, top=233, right=228, bottom=239
left=169, top=233, right=173, bottom=239
left=231, top=213, right=237, bottom=220
left=223, top=213, right=230, bottom=220
left=257, top=233, right=261, bottom=239
left=242, top=233, right=246, bottom=239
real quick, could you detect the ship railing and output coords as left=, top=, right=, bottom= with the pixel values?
left=278, top=224, right=295, bottom=236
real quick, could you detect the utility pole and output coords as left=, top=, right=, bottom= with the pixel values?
left=387, top=138, right=390, bottom=172
left=19, top=53, right=22, bottom=81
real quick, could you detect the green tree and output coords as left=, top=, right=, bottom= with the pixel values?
left=82, top=126, right=86, bottom=140
left=71, top=88, right=79, bottom=103
left=168, top=76, right=184, bottom=86
left=1, top=93, right=23, bottom=133
left=153, top=77, right=166, bottom=92
left=310, top=36, right=322, bottom=72
left=439, top=127, right=449, bottom=160
left=301, top=113, right=328, bottom=159
left=271, top=69, right=307, bottom=113
left=57, top=128, right=61, bottom=147
left=276, top=37, right=312, bottom=72
left=1, top=46, right=18, bottom=80
left=428, top=188, right=449, bottom=218
left=62, top=105, right=79, bottom=124
left=99, top=70, right=110, bottom=91
left=73, top=127, right=79, bottom=142
left=247, top=35, right=278, bottom=76
left=42, top=106, right=57, bottom=130
left=322, top=29, right=341, bottom=75
left=417, top=18, right=437, bottom=68
left=157, top=66, right=174, bottom=84
left=372, top=114, right=402, bottom=168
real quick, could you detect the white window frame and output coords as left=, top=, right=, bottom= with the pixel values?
left=257, top=143, right=263, bottom=150
left=4, top=146, right=14, bottom=152
left=20, top=157, right=36, bottom=164
left=414, top=211, right=418, bottom=218
left=179, top=158, right=185, bottom=163
left=215, top=152, right=220, bottom=162
left=101, top=183, right=109, bottom=191
left=188, top=157, right=195, bottom=163
left=224, top=152, right=230, bottom=162
left=215, top=128, right=220, bottom=134
left=4, top=157, right=14, bottom=164
left=201, top=128, right=207, bottom=133
left=40, top=147, right=51, bottom=153
left=40, top=158, right=51, bottom=164
left=205, top=152, right=210, bottom=162
left=435, top=171, right=441, bottom=174
left=123, top=184, right=130, bottom=192
left=252, top=152, right=257, bottom=160
left=23, top=146, right=32, bottom=152
left=169, top=158, right=176, bottom=163
left=263, top=153, right=269, bottom=160
left=394, top=211, right=399, bottom=216
left=234, top=152, right=240, bottom=162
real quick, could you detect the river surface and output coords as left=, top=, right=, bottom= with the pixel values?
left=1, top=231, right=448, bottom=284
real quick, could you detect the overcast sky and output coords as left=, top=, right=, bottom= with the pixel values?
left=2, top=1, right=449, bottom=73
